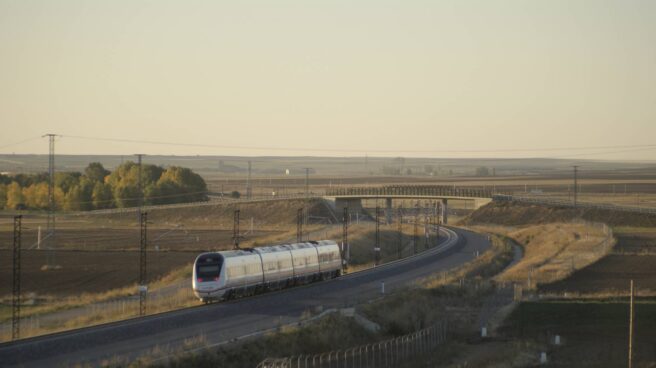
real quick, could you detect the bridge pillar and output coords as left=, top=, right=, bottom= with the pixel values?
left=335, top=198, right=363, bottom=216
left=441, top=199, right=448, bottom=225
left=386, top=198, right=393, bottom=224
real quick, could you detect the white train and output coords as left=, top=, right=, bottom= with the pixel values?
left=192, top=240, right=342, bottom=302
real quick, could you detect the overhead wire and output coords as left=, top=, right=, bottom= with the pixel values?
left=61, top=134, right=656, bottom=156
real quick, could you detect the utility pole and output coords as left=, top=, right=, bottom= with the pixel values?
left=139, top=211, right=148, bottom=316
left=342, top=207, right=348, bottom=270
left=374, top=206, right=381, bottom=266
left=135, top=154, right=145, bottom=214
left=413, top=203, right=419, bottom=254
left=246, top=161, right=252, bottom=199
left=232, top=209, right=241, bottom=249
left=297, top=208, right=304, bottom=243
left=628, top=279, right=635, bottom=368
left=434, top=203, right=440, bottom=246
left=12, top=215, right=22, bottom=341
left=424, top=216, right=430, bottom=249
left=397, top=206, right=403, bottom=259
left=572, top=165, right=579, bottom=207
left=303, top=168, right=311, bottom=198
left=43, top=134, right=57, bottom=268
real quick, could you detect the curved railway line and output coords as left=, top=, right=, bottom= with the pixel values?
left=0, top=226, right=490, bottom=367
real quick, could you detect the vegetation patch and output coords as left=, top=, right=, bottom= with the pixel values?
left=464, top=200, right=656, bottom=227
left=0, top=162, right=207, bottom=211
left=478, top=223, right=613, bottom=288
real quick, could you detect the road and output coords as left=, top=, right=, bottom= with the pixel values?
left=0, top=227, right=490, bottom=367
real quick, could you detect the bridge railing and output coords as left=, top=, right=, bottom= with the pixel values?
left=325, top=185, right=497, bottom=199
left=256, top=320, right=448, bottom=368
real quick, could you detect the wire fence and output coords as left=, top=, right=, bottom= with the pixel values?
left=0, top=280, right=194, bottom=342
left=256, top=321, right=448, bottom=368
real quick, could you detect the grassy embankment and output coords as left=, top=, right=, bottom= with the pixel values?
left=470, top=222, right=613, bottom=289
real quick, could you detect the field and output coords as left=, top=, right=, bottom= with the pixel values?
left=501, top=301, right=656, bottom=367
left=0, top=250, right=197, bottom=297
left=537, top=228, right=656, bottom=296
left=540, top=255, right=656, bottom=295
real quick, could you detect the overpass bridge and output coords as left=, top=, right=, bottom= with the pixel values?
left=324, top=185, right=495, bottom=224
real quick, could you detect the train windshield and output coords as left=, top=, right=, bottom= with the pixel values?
left=196, top=255, right=223, bottom=281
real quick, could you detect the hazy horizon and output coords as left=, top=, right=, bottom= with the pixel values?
left=2, top=1, right=655, bottom=160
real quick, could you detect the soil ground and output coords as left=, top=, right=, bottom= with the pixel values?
left=0, top=228, right=283, bottom=251
left=464, top=200, right=656, bottom=227
left=500, top=301, right=656, bottom=367
left=0, top=250, right=197, bottom=297
left=539, top=255, right=656, bottom=295
left=539, top=228, right=656, bottom=295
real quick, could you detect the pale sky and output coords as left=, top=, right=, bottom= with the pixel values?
left=1, top=0, right=655, bottom=159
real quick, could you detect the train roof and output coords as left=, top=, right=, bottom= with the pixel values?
left=218, top=249, right=260, bottom=258
left=210, top=240, right=338, bottom=258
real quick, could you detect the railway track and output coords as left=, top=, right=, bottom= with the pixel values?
left=0, top=226, right=489, bottom=367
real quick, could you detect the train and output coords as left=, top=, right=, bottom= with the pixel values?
left=192, top=240, right=342, bottom=303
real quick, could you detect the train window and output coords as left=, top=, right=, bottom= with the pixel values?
left=196, top=257, right=222, bottom=280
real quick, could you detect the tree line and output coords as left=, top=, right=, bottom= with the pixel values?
left=0, top=162, right=208, bottom=211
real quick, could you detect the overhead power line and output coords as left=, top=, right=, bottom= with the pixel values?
left=0, top=136, right=43, bottom=150
left=60, top=134, right=656, bottom=155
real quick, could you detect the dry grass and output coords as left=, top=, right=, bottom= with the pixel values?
left=421, top=233, right=514, bottom=289
left=471, top=222, right=614, bottom=289
left=0, top=262, right=195, bottom=341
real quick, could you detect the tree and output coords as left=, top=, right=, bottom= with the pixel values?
left=156, top=166, right=208, bottom=203
left=113, top=184, right=141, bottom=208
left=92, top=182, right=114, bottom=209
left=22, top=183, right=49, bottom=209
left=6, top=182, right=25, bottom=210
left=146, top=180, right=179, bottom=205
left=0, top=184, right=7, bottom=209
left=55, top=172, right=82, bottom=194
left=10, top=173, right=48, bottom=188
left=64, top=178, right=93, bottom=211
left=84, top=162, right=110, bottom=183
left=64, top=185, right=84, bottom=211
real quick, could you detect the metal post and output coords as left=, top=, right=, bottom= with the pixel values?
left=413, top=204, right=418, bottom=254
left=304, top=168, right=310, bottom=198
left=342, top=207, right=348, bottom=270
left=397, top=207, right=403, bottom=259
left=44, top=134, right=56, bottom=268
left=628, top=279, right=635, bottom=368
left=246, top=160, right=252, bottom=199
left=12, top=215, right=22, bottom=340
left=135, top=154, right=145, bottom=209
left=573, top=165, right=579, bottom=207
left=424, top=216, right=429, bottom=250
left=232, top=209, right=242, bottom=249
left=375, top=206, right=381, bottom=266
left=139, top=211, right=148, bottom=316
left=297, top=208, right=303, bottom=243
